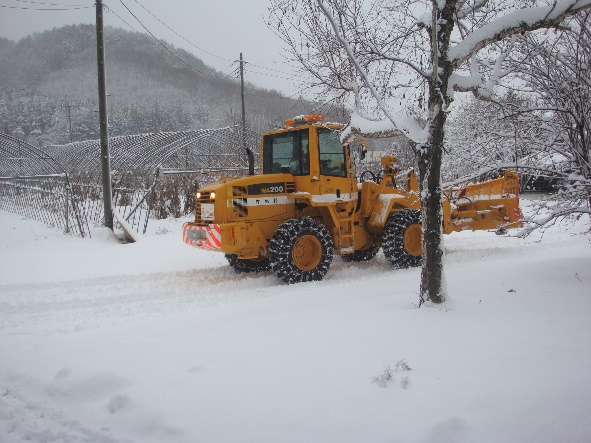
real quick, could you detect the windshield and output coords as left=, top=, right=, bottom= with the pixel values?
left=318, top=128, right=347, bottom=178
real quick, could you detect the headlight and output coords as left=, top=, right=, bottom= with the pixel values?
left=187, top=229, right=206, bottom=241
left=210, top=192, right=216, bottom=200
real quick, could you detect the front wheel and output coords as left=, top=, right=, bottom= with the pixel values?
left=268, top=218, right=334, bottom=284
left=382, top=209, right=422, bottom=268
left=225, top=254, right=270, bottom=273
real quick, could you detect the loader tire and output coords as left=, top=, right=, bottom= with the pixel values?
left=225, top=254, right=270, bottom=273
left=382, top=209, right=422, bottom=269
left=340, top=244, right=379, bottom=262
left=269, top=217, right=333, bottom=284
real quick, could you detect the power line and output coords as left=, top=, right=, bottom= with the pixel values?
left=103, top=6, right=167, bottom=52
left=120, top=0, right=295, bottom=82
left=107, top=3, right=244, bottom=83
left=246, top=67, right=298, bottom=81
left=116, top=0, right=208, bottom=74
left=0, top=3, right=91, bottom=10
left=14, top=0, right=86, bottom=5
left=221, top=61, right=239, bottom=77
left=129, top=0, right=233, bottom=64
left=246, top=61, right=294, bottom=77
left=109, top=0, right=219, bottom=79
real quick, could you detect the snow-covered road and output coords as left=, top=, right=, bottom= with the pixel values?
left=1, top=205, right=590, bottom=443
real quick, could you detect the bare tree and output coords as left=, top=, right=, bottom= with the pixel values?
left=506, top=11, right=591, bottom=235
left=442, top=91, right=545, bottom=183
left=270, top=0, right=591, bottom=304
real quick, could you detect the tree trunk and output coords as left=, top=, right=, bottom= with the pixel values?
left=418, top=1, right=456, bottom=304
left=418, top=85, right=447, bottom=304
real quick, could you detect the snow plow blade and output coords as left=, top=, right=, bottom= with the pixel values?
left=442, top=170, right=523, bottom=234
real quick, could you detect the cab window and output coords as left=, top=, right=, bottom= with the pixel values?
left=318, top=128, right=346, bottom=177
left=262, top=129, right=309, bottom=175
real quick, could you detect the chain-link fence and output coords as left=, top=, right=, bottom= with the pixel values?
left=1, top=127, right=260, bottom=236
left=0, top=134, right=88, bottom=236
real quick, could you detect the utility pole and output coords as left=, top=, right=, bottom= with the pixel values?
left=96, top=0, right=113, bottom=230
left=239, top=53, right=254, bottom=175
left=240, top=53, right=246, bottom=147
left=65, top=100, right=73, bottom=143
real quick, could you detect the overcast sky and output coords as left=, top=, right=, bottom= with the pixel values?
left=0, top=0, right=301, bottom=96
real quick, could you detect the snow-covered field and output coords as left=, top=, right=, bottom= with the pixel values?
left=1, top=198, right=590, bottom=443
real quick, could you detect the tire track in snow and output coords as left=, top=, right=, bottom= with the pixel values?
left=1, top=233, right=534, bottom=337
left=0, top=266, right=282, bottom=335
left=0, top=257, right=403, bottom=336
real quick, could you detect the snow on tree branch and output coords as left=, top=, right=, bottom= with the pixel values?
left=449, top=38, right=517, bottom=100
left=449, top=0, right=591, bottom=67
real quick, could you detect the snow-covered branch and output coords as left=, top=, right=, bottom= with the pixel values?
left=518, top=204, right=591, bottom=237
left=449, top=0, right=591, bottom=67
left=450, top=44, right=516, bottom=100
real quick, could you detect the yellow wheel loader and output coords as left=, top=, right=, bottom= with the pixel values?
left=183, top=114, right=522, bottom=283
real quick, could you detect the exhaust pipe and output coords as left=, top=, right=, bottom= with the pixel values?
left=246, top=148, right=255, bottom=175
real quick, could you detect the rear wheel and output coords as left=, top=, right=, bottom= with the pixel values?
left=340, top=244, right=379, bottom=262
left=382, top=209, right=422, bottom=268
left=269, top=218, right=333, bottom=284
left=225, top=254, right=270, bottom=273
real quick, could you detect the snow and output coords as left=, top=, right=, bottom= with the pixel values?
left=346, top=110, right=427, bottom=145
left=448, top=0, right=591, bottom=63
left=374, top=194, right=407, bottom=225
left=1, top=200, right=591, bottom=443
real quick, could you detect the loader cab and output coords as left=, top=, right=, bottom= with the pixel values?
left=261, top=114, right=362, bottom=199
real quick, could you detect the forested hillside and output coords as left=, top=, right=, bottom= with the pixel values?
left=0, top=24, right=327, bottom=146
